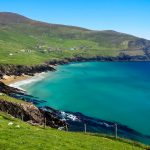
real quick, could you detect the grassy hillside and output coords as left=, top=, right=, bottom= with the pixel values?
left=0, top=94, right=149, bottom=150
left=0, top=12, right=148, bottom=65
left=0, top=111, right=148, bottom=150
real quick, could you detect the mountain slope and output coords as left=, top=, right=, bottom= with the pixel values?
left=0, top=12, right=150, bottom=65
left=0, top=109, right=148, bottom=150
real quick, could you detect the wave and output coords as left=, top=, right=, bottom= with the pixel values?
left=9, top=72, right=49, bottom=90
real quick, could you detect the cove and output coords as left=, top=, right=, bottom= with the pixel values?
left=20, top=62, right=150, bottom=137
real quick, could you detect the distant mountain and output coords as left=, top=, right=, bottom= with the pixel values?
left=0, top=12, right=150, bottom=65
left=0, top=12, right=30, bottom=24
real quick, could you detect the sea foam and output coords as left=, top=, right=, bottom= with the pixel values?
left=9, top=72, right=49, bottom=90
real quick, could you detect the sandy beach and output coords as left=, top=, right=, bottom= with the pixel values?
left=0, top=75, right=31, bottom=85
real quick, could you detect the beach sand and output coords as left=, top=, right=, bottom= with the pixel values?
left=0, top=75, right=31, bottom=85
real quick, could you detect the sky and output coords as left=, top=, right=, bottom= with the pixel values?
left=0, top=0, right=150, bottom=39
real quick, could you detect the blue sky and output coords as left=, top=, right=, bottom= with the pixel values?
left=0, top=0, right=150, bottom=39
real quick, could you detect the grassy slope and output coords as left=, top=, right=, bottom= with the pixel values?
left=0, top=13, right=141, bottom=65
left=0, top=95, right=149, bottom=150
left=0, top=94, right=25, bottom=103
left=0, top=112, right=147, bottom=150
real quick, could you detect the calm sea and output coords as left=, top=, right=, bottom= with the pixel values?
left=21, top=62, right=150, bottom=137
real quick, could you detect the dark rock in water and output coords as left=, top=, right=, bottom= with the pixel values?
left=47, top=55, right=149, bottom=67
left=0, top=81, right=150, bottom=145
left=0, top=82, right=47, bottom=105
left=0, top=82, right=66, bottom=128
left=0, top=55, right=149, bottom=80
left=64, top=111, right=150, bottom=145
left=0, top=81, right=24, bottom=95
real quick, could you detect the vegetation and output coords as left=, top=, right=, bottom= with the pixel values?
left=0, top=95, right=149, bottom=149
left=0, top=94, right=24, bottom=103
left=0, top=12, right=146, bottom=65
left=0, top=12, right=150, bottom=149
left=0, top=111, right=148, bottom=150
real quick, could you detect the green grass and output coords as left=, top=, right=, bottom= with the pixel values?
left=0, top=112, right=148, bottom=150
left=0, top=18, right=141, bottom=65
left=0, top=94, right=24, bottom=103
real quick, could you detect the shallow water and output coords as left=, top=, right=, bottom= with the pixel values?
left=21, top=62, right=150, bottom=136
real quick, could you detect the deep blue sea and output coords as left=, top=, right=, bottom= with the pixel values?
left=20, top=62, right=150, bottom=137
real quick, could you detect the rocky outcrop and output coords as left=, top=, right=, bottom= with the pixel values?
left=47, top=55, right=149, bottom=66
left=0, top=64, right=55, bottom=79
left=128, top=38, right=150, bottom=59
left=0, top=53, right=149, bottom=80
left=0, top=81, right=25, bottom=95
left=66, top=112, right=150, bottom=145
left=0, top=81, right=47, bottom=105
left=0, top=99, right=43, bottom=122
left=0, top=98, right=66, bottom=128
left=128, top=39, right=150, bottom=50
left=0, top=82, right=66, bottom=128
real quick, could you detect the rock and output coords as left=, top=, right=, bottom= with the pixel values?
left=0, top=98, right=66, bottom=128
left=0, top=64, right=56, bottom=79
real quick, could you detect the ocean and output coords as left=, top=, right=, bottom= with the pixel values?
left=18, top=62, right=150, bottom=138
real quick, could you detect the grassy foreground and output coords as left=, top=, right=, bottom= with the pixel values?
left=0, top=112, right=148, bottom=150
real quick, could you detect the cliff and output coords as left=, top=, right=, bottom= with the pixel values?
left=0, top=80, right=66, bottom=128
left=0, top=54, right=149, bottom=79
left=0, top=98, right=66, bottom=128
left=0, top=64, right=55, bottom=79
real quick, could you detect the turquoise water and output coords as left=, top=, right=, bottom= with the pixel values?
left=21, top=62, right=150, bottom=136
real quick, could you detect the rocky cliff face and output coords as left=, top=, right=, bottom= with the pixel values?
left=0, top=81, right=24, bottom=95
left=0, top=99, right=43, bottom=123
left=0, top=98, right=66, bottom=128
left=0, top=64, right=55, bottom=79
left=128, top=39, right=150, bottom=50
left=0, top=81, right=66, bottom=128
left=1, top=55, right=149, bottom=79
left=128, top=38, right=150, bottom=59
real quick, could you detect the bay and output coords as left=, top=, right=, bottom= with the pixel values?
left=21, top=62, right=150, bottom=136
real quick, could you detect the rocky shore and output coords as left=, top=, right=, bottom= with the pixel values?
left=47, top=54, right=149, bottom=66
left=0, top=98, right=67, bottom=128
left=0, top=54, right=149, bottom=80
left=0, top=56, right=150, bottom=145
left=0, top=81, right=150, bottom=145
left=0, top=64, right=56, bottom=79
left=0, top=82, right=67, bottom=128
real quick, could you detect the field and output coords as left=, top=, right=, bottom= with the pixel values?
left=0, top=111, right=148, bottom=150
left=0, top=12, right=145, bottom=65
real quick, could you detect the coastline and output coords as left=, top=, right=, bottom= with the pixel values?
left=7, top=72, right=50, bottom=90
left=0, top=59, right=148, bottom=89
left=0, top=74, right=31, bottom=85
left=0, top=62, right=150, bottom=145
left=0, top=55, right=149, bottom=81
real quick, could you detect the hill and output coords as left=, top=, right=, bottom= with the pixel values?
left=0, top=12, right=150, bottom=65
left=0, top=108, right=148, bottom=150
left=0, top=87, right=149, bottom=149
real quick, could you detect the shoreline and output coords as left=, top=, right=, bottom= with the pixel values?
left=7, top=72, right=50, bottom=90
left=0, top=74, right=32, bottom=85
left=1, top=59, right=150, bottom=88
left=0, top=61, right=150, bottom=145
left=0, top=55, right=149, bottom=80
left=0, top=59, right=149, bottom=89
